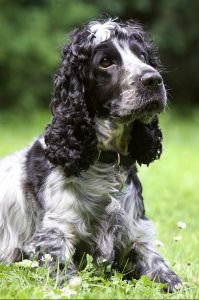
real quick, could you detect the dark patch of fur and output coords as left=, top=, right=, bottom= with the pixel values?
left=25, top=140, right=50, bottom=206
left=44, top=38, right=98, bottom=177
left=129, top=116, right=162, bottom=165
left=126, top=166, right=145, bottom=218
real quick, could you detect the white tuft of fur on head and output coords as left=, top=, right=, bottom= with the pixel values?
left=89, top=20, right=116, bottom=44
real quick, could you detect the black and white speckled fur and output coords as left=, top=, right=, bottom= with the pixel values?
left=0, top=18, right=182, bottom=292
left=0, top=138, right=181, bottom=292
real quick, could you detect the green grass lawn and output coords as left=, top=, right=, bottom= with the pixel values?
left=0, top=108, right=199, bottom=299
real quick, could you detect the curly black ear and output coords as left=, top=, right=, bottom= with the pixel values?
left=44, top=33, right=98, bottom=176
left=129, top=115, right=163, bottom=166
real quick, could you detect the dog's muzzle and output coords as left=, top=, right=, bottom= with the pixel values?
left=137, top=70, right=166, bottom=115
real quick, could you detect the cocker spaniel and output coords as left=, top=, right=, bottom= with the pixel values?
left=0, top=18, right=182, bottom=292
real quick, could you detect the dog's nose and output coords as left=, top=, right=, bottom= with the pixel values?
left=141, top=71, right=162, bottom=88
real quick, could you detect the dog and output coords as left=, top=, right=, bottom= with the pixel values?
left=0, top=18, right=182, bottom=292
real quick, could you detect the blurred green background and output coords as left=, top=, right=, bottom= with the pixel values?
left=0, top=0, right=199, bottom=111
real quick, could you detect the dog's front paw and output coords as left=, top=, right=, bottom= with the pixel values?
left=163, top=274, right=183, bottom=293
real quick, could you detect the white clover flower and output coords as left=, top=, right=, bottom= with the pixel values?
left=48, top=286, right=77, bottom=299
left=155, top=240, right=164, bottom=247
left=41, top=253, right=53, bottom=263
left=69, top=276, right=82, bottom=287
left=61, top=287, right=77, bottom=297
left=177, top=221, right=186, bottom=229
left=173, top=236, right=182, bottom=241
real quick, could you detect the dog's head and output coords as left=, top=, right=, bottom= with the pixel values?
left=44, top=19, right=166, bottom=176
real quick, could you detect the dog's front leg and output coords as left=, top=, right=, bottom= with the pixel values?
left=120, top=168, right=182, bottom=292
left=27, top=220, right=77, bottom=285
left=128, top=238, right=183, bottom=292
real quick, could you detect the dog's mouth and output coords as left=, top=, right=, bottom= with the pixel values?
left=135, top=99, right=165, bottom=123
left=141, top=100, right=161, bottom=112
left=115, top=99, right=164, bottom=124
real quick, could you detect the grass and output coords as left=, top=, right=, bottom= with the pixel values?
left=0, top=107, right=199, bottom=299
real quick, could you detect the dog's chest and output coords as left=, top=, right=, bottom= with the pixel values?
left=74, top=163, right=125, bottom=218
left=72, top=164, right=134, bottom=257
left=44, top=164, right=136, bottom=260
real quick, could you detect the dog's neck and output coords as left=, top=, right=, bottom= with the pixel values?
left=94, top=117, right=132, bottom=156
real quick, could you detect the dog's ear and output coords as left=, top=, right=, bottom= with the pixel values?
left=44, top=36, right=98, bottom=176
left=129, top=115, right=163, bottom=166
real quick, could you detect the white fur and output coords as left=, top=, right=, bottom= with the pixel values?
left=95, top=117, right=132, bottom=155
left=89, top=20, right=117, bottom=44
left=113, top=39, right=156, bottom=75
left=0, top=148, right=32, bottom=262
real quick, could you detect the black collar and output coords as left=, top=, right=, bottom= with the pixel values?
left=97, top=150, right=135, bottom=167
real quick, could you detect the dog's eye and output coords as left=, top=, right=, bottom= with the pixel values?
left=99, top=57, right=113, bottom=68
left=133, top=33, right=142, bottom=42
